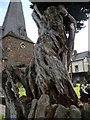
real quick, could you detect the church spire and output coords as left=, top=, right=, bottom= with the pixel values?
left=2, top=0, right=27, bottom=39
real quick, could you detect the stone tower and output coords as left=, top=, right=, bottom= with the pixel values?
left=2, top=0, right=27, bottom=38
left=1, top=0, right=34, bottom=67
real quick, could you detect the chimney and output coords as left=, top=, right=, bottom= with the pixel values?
left=73, top=50, right=77, bottom=56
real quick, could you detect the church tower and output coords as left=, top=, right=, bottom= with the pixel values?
left=1, top=0, right=34, bottom=67
left=2, top=0, right=27, bottom=38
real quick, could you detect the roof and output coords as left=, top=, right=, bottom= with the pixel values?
left=71, top=51, right=89, bottom=62
left=0, top=46, right=8, bottom=60
left=0, top=26, right=2, bottom=38
left=2, top=0, right=26, bottom=37
left=2, top=31, right=34, bottom=44
left=2, top=0, right=34, bottom=44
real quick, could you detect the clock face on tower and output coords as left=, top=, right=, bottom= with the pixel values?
left=20, top=42, right=26, bottom=48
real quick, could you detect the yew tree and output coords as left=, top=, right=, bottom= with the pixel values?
left=2, top=1, right=90, bottom=119
left=27, top=2, right=90, bottom=104
left=31, top=2, right=90, bottom=31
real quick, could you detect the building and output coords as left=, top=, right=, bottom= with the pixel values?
left=0, top=47, right=8, bottom=72
left=0, top=0, right=34, bottom=71
left=69, top=50, right=90, bottom=83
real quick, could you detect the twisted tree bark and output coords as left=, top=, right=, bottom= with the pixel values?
left=2, top=5, right=78, bottom=119
left=2, top=66, right=26, bottom=119
left=28, top=5, right=78, bottom=105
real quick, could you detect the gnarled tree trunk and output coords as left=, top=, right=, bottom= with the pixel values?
left=2, top=5, right=78, bottom=119
left=28, top=5, right=78, bottom=105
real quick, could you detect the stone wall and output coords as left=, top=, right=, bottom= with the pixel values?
left=2, top=35, right=34, bottom=66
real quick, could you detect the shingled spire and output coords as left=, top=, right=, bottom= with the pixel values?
left=2, top=0, right=27, bottom=39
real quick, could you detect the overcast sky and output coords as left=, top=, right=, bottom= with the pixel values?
left=0, top=0, right=88, bottom=53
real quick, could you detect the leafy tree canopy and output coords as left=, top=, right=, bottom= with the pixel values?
left=30, top=2, right=90, bottom=32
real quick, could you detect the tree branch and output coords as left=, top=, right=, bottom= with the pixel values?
left=58, top=5, right=77, bottom=68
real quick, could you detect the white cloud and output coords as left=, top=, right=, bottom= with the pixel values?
left=74, top=21, right=88, bottom=53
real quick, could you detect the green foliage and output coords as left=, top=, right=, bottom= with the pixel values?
left=0, top=114, right=5, bottom=119
left=30, top=2, right=90, bottom=32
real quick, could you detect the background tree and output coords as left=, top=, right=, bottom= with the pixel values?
left=30, top=2, right=90, bottom=32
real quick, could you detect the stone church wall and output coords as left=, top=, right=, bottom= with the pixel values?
left=2, top=35, right=34, bottom=66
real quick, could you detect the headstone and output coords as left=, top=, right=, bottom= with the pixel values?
left=28, top=99, right=37, bottom=119
left=54, top=104, right=68, bottom=118
left=81, top=103, right=90, bottom=120
left=46, top=104, right=57, bottom=118
left=70, top=105, right=81, bottom=119
left=35, top=94, right=50, bottom=118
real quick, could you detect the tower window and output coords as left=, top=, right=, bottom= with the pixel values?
left=19, top=26, right=26, bottom=37
left=20, top=42, right=25, bottom=48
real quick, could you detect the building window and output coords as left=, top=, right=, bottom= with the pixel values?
left=75, top=65, right=79, bottom=72
left=19, top=26, right=26, bottom=38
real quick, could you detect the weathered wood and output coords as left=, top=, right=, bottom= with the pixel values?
left=2, top=66, right=27, bottom=119
left=28, top=5, right=78, bottom=106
